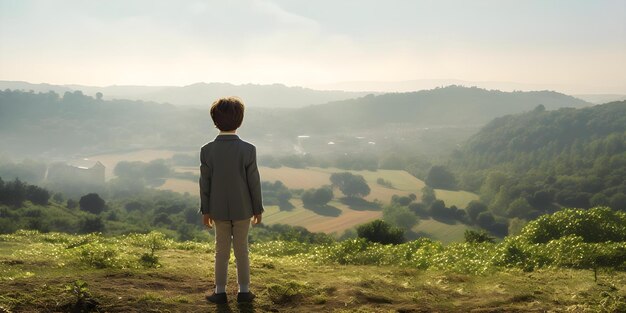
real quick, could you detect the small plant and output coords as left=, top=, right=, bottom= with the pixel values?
left=133, top=232, right=168, bottom=268
left=65, top=280, right=90, bottom=304
left=140, top=252, right=160, bottom=268
left=76, top=243, right=119, bottom=269
left=63, top=280, right=99, bottom=312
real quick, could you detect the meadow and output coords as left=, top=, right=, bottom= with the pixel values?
left=1, top=215, right=624, bottom=313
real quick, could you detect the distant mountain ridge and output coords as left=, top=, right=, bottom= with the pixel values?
left=0, top=85, right=593, bottom=158
left=0, top=80, right=371, bottom=108
left=291, top=85, right=592, bottom=132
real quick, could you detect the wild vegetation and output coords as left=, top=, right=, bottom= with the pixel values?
left=0, top=207, right=624, bottom=312
left=449, top=101, right=626, bottom=220
left=1, top=86, right=625, bottom=311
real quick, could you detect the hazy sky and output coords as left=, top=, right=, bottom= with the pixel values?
left=1, top=0, right=625, bottom=93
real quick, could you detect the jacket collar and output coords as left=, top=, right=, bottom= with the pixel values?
left=215, top=134, right=240, bottom=141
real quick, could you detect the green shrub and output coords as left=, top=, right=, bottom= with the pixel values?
left=519, top=207, right=626, bottom=243
left=356, top=219, right=404, bottom=244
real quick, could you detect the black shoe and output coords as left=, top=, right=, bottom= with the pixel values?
left=237, top=292, right=256, bottom=303
left=206, top=292, right=228, bottom=304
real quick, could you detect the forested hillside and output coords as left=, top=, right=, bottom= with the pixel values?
left=0, top=90, right=269, bottom=157
left=0, top=86, right=590, bottom=158
left=450, top=101, right=626, bottom=219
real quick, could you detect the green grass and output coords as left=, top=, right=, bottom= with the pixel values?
left=262, top=198, right=383, bottom=235
left=411, top=219, right=477, bottom=244
left=434, top=189, right=480, bottom=209
left=0, top=231, right=624, bottom=312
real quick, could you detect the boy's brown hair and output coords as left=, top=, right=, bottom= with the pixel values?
left=210, top=97, right=245, bottom=131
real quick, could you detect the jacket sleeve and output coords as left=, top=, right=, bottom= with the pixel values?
left=246, top=146, right=264, bottom=215
left=198, top=147, right=212, bottom=215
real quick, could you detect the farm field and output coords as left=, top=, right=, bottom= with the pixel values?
left=160, top=166, right=479, bottom=241
left=262, top=199, right=382, bottom=235
left=170, top=166, right=426, bottom=203
left=86, top=149, right=479, bottom=242
left=411, top=219, right=476, bottom=244
left=433, top=189, right=480, bottom=209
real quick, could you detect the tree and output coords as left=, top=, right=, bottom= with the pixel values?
left=2, top=178, right=27, bottom=207
left=177, top=223, right=194, bottom=241
left=476, top=211, right=495, bottom=229
left=376, top=178, right=393, bottom=188
left=408, top=202, right=429, bottom=218
left=26, top=185, right=50, bottom=205
left=590, top=193, right=610, bottom=207
left=153, top=213, right=172, bottom=227
left=67, top=199, right=78, bottom=209
left=79, top=193, right=106, bottom=214
left=464, top=230, right=495, bottom=243
left=518, top=207, right=626, bottom=243
left=79, top=216, right=104, bottom=233
left=428, top=199, right=446, bottom=216
left=330, top=172, right=370, bottom=198
left=391, top=195, right=413, bottom=206
left=466, top=200, right=487, bottom=222
left=421, top=186, right=436, bottom=206
left=529, top=190, right=553, bottom=207
left=95, top=92, right=103, bottom=100
left=303, top=187, right=333, bottom=205
left=383, top=204, right=419, bottom=230
left=52, top=193, right=65, bottom=203
left=609, top=193, right=626, bottom=211
left=425, top=166, right=457, bottom=190
left=356, top=219, right=404, bottom=245
left=506, top=198, right=532, bottom=218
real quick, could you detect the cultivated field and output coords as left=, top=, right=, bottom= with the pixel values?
left=88, top=149, right=478, bottom=242
left=167, top=166, right=426, bottom=203
left=262, top=199, right=383, bottom=235
left=433, top=189, right=480, bottom=209
left=411, top=219, right=476, bottom=244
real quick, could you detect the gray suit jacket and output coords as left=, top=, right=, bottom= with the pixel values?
left=198, top=134, right=264, bottom=220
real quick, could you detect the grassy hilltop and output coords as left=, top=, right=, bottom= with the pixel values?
left=1, top=207, right=625, bottom=313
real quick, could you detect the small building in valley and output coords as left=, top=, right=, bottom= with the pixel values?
left=46, top=159, right=105, bottom=185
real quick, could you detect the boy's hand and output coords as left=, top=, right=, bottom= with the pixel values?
left=203, top=214, right=213, bottom=229
left=252, top=214, right=262, bottom=225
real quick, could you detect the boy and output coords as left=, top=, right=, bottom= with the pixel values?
left=199, top=97, right=264, bottom=304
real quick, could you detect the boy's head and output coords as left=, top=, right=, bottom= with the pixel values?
left=210, top=97, right=245, bottom=132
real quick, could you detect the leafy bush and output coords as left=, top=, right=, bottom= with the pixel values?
left=464, top=230, right=495, bottom=243
left=356, top=219, right=404, bottom=244
left=519, top=207, right=626, bottom=243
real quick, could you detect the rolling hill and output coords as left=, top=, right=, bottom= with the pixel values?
left=0, top=86, right=591, bottom=158
left=291, top=85, right=591, bottom=133
left=450, top=100, right=626, bottom=217
left=0, top=80, right=370, bottom=108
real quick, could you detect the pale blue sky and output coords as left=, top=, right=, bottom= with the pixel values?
left=1, top=0, right=624, bottom=93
